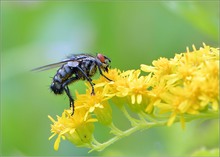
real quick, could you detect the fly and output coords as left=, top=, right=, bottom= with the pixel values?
left=32, top=53, right=112, bottom=115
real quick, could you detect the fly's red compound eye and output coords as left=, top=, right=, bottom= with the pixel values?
left=97, top=53, right=105, bottom=63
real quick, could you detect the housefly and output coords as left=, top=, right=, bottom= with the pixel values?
left=32, top=53, right=112, bottom=115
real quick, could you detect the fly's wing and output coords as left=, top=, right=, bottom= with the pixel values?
left=32, top=57, right=80, bottom=71
left=32, top=54, right=91, bottom=71
left=32, top=60, right=70, bottom=71
left=66, top=54, right=91, bottom=60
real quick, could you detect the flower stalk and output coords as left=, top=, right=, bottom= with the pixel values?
left=48, top=43, right=219, bottom=152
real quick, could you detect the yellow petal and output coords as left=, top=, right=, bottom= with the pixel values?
left=140, top=64, right=155, bottom=72
left=86, top=118, right=98, bottom=123
left=49, top=133, right=56, bottom=140
left=167, top=113, right=176, bottom=126
left=48, top=115, right=56, bottom=123
left=137, top=94, right=142, bottom=104
left=131, top=94, right=135, bottom=104
left=54, top=134, right=61, bottom=151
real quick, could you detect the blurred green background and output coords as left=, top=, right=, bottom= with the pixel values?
left=1, top=1, right=219, bottom=156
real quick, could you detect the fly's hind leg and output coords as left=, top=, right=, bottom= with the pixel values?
left=64, top=86, right=74, bottom=115
left=63, top=76, right=79, bottom=115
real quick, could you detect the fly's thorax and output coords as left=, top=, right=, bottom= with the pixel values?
left=88, top=62, right=97, bottom=76
left=79, top=59, right=97, bottom=77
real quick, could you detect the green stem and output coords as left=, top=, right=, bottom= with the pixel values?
left=90, top=119, right=166, bottom=152
left=120, top=105, right=140, bottom=126
left=90, top=125, right=142, bottom=152
left=109, top=123, right=124, bottom=135
left=89, top=111, right=219, bottom=152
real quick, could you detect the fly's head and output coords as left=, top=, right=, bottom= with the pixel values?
left=97, top=53, right=111, bottom=72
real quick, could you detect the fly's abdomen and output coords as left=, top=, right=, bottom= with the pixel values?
left=50, top=81, right=63, bottom=94
left=51, top=64, right=72, bottom=94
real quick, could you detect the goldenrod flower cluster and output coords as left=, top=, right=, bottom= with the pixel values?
left=48, top=44, right=219, bottom=151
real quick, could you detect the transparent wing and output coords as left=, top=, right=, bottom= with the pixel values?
left=32, top=54, right=92, bottom=71
left=31, top=59, right=76, bottom=71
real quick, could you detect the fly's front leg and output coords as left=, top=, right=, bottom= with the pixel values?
left=63, top=76, right=79, bottom=115
left=97, top=64, right=112, bottom=81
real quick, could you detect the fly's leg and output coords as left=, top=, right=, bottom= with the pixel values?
left=76, top=67, right=95, bottom=95
left=96, top=64, right=112, bottom=81
left=64, top=86, right=74, bottom=115
left=62, top=76, right=79, bottom=115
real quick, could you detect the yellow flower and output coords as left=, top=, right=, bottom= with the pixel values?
left=126, top=70, right=151, bottom=112
left=108, top=69, right=152, bottom=112
left=48, top=43, right=219, bottom=151
left=76, top=82, right=114, bottom=125
left=151, top=44, right=219, bottom=126
left=48, top=109, right=97, bottom=150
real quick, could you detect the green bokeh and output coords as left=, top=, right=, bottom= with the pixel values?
left=1, top=1, right=219, bottom=156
